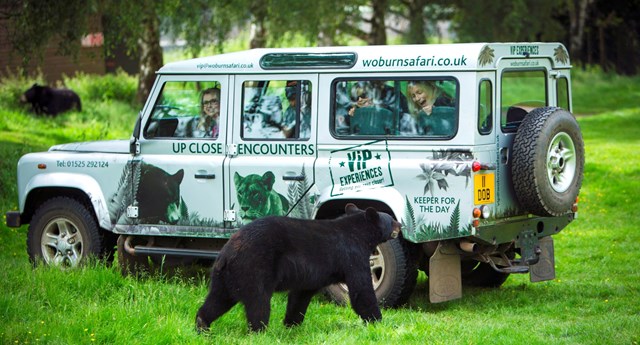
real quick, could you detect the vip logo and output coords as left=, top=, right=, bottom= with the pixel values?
left=347, top=150, right=372, bottom=172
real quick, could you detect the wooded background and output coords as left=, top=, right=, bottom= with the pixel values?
left=1, top=0, right=638, bottom=103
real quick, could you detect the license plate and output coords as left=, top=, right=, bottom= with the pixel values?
left=473, top=173, right=495, bottom=205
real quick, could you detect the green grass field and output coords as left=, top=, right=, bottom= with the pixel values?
left=0, top=69, right=639, bottom=344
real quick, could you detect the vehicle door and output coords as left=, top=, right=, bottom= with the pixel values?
left=495, top=58, right=553, bottom=217
left=227, top=74, right=318, bottom=225
left=114, top=75, right=229, bottom=237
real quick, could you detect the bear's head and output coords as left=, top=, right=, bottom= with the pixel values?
left=345, top=203, right=401, bottom=241
left=20, top=83, right=44, bottom=104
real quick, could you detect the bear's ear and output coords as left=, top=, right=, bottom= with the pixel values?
left=345, top=203, right=359, bottom=214
left=234, top=172, right=242, bottom=185
left=364, top=207, right=379, bottom=223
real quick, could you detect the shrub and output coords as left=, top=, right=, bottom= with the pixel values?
left=0, top=68, right=45, bottom=111
left=64, top=69, right=137, bottom=105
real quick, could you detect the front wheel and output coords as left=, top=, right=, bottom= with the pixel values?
left=27, top=197, right=103, bottom=268
left=325, top=237, right=418, bottom=308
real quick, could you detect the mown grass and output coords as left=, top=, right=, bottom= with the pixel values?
left=1, top=68, right=639, bottom=344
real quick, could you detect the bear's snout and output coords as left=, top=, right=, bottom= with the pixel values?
left=390, top=221, right=401, bottom=239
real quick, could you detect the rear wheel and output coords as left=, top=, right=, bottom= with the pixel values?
left=461, top=261, right=510, bottom=287
left=325, top=237, right=418, bottom=308
left=27, top=197, right=102, bottom=268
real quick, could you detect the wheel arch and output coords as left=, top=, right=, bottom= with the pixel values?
left=314, top=187, right=406, bottom=222
left=21, top=173, right=112, bottom=230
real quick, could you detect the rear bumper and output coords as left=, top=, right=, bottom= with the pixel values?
left=5, top=211, right=21, bottom=227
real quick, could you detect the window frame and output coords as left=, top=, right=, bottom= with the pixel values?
left=499, top=68, right=548, bottom=133
left=239, top=79, right=313, bottom=141
left=478, top=78, right=493, bottom=135
left=329, top=76, right=460, bottom=140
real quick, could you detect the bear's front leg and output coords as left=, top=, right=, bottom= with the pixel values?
left=346, top=273, right=382, bottom=323
left=243, top=294, right=272, bottom=332
left=284, top=290, right=317, bottom=327
left=195, top=282, right=237, bottom=332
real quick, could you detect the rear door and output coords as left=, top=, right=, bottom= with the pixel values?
left=495, top=58, right=553, bottom=217
left=227, top=74, right=318, bottom=225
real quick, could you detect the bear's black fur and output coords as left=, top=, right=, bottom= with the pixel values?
left=195, top=203, right=401, bottom=332
left=20, top=83, right=82, bottom=116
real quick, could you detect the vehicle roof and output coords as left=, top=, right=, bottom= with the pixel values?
left=158, top=42, right=571, bottom=75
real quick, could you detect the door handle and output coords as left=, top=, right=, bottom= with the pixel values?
left=282, top=175, right=305, bottom=181
left=195, top=173, right=216, bottom=179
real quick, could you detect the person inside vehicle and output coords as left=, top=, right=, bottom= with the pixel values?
left=190, top=87, right=221, bottom=138
left=407, top=81, right=455, bottom=136
left=348, top=82, right=373, bottom=117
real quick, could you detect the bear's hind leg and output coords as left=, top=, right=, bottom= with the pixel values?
left=195, top=283, right=237, bottom=332
left=284, top=290, right=317, bottom=327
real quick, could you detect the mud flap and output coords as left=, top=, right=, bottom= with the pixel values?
left=530, top=236, right=555, bottom=282
left=429, top=241, right=462, bottom=303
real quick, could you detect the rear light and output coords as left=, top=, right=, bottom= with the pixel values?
left=481, top=205, right=491, bottom=218
left=37, top=163, right=47, bottom=169
left=471, top=161, right=496, bottom=172
left=472, top=208, right=482, bottom=218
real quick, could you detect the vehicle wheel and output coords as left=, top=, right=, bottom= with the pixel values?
left=512, top=107, right=584, bottom=217
left=325, top=237, right=418, bottom=308
left=27, top=197, right=102, bottom=268
left=461, top=261, right=510, bottom=288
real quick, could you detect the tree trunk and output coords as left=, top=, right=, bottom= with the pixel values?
left=567, top=0, right=593, bottom=62
left=404, top=0, right=428, bottom=44
left=136, top=5, right=163, bottom=105
left=249, top=2, right=268, bottom=49
left=368, top=0, right=388, bottom=45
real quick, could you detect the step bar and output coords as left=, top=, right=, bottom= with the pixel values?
left=123, top=235, right=220, bottom=259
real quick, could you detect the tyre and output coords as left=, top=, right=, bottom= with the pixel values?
left=27, top=197, right=103, bottom=268
left=461, top=261, right=510, bottom=288
left=325, top=237, right=418, bottom=308
left=512, top=107, right=584, bottom=217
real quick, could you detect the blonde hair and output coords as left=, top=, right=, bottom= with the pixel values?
left=407, top=81, right=440, bottom=102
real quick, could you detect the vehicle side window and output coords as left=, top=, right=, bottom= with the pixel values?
left=332, top=78, right=458, bottom=139
left=478, top=79, right=493, bottom=135
left=557, top=76, right=570, bottom=111
left=144, top=81, right=222, bottom=139
left=500, top=69, right=547, bottom=132
left=241, top=80, right=312, bottom=140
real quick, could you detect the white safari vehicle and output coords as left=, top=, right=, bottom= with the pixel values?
left=7, top=42, right=584, bottom=305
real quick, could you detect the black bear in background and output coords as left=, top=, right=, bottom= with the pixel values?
left=195, top=203, right=401, bottom=332
left=20, top=83, right=82, bottom=116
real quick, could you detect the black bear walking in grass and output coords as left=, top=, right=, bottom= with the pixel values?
left=195, top=203, right=401, bottom=332
left=20, top=84, right=82, bottom=116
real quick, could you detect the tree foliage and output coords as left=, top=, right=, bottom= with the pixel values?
left=452, top=0, right=565, bottom=42
left=3, top=0, right=639, bottom=103
left=1, top=0, right=96, bottom=66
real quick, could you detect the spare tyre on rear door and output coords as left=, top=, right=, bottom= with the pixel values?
left=511, top=107, right=584, bottom=217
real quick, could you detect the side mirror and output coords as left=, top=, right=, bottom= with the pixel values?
left=130, top=112, right=142, bottom=155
